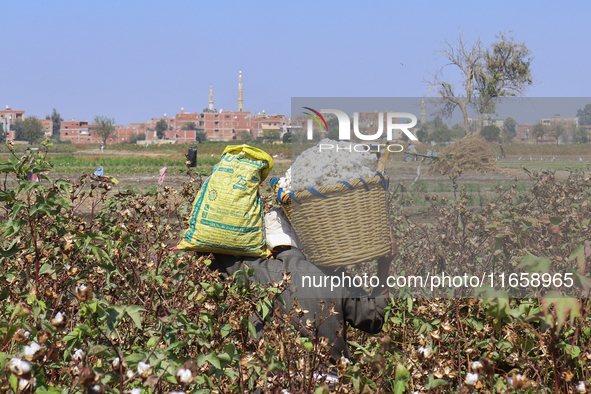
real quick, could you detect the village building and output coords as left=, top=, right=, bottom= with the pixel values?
left=516, top=124, right=535, bottom=143
left=59, top=119, right=103, bottom=144
left=1, top=106, right=25, bottom=141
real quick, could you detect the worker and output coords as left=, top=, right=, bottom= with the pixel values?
left=209, top=208, right=392, bottom=362
left=407, top=142, right=417, bottom=161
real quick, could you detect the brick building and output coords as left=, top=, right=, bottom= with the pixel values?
left=251, top=113, right=284, bottom=138
left=174, top=109, right=251, bottom=141
left=516, top=124, right=535, bottom=143
left=115, top=123, right=148, bottom=143
left=1, top=106, right=25, bottom=140
left=40, top=119, right=53, bottom=137
left=59, top=119, right=103, bottom=144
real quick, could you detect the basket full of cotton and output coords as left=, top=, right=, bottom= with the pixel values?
left=270, top=139, right=392, bottom=267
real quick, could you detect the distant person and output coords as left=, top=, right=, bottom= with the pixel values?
left=407, top=143, right=417, bottom=161
left=100, top=141, right=105, bottom=153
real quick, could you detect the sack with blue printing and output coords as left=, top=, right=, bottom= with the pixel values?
left=177, top=144, right=273, bottom=257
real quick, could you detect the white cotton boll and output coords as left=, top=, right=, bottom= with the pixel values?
left=23, top=343, right=41, bottom=361
left=465, top=372, right=479, bottom=386
left=72, top=349, right=85, bottom=362
left=137, top=361, right=152, bottom=377
left=9, top=358, right=31, bottom=376
left=418, top=346, right=433, bottom=359
left=19, top=377, right=35, bottom=390
left=176, top=368, right=193, bottom=383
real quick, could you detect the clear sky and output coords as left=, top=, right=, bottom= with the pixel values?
left=3, top=0, right=590, bottom=125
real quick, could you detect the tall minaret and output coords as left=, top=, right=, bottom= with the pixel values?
left=208, top=84, right=214, bottom=112
left=238, top=69, right=243, bottom=112
left=420, top=99, right=426, bottom=124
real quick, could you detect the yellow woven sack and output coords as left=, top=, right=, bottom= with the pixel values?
left=177, top=145, right=274, bottom=257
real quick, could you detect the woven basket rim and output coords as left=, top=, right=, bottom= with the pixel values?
left=273, top=172, right=388, bottom=204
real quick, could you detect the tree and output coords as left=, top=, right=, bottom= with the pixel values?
left=532, top=123, right=547, bottom=142
left=428, top=32, right=532, bottom=135
left=262, top=129, right=280, bottom=143
left=311, top=129, right=321, bottom=142
left=13, top=117, right=45, bottom=144
left=572, top=126, right=589, bottom=144
left=129, top=133, right=146, bottom=144
left=0, top=123, right=4, bottom=142
left=294, top=129, right=320, bottom=143
left=12, top=120, right=22, bottom=140
left=472, top=33, right=532, bottom=130
left=326, top=116, right=340, bottom=140
left=430, top=124, right=453, bottom=143
left=481, top=125, right=501, bottom=142
left=576, top=104, right=591, bottom=126
left=433, top=116, right=444, bottom=129
left=46, top=108, right=63, bottom=141
left=155, top=119, right=168, bottom=139
left=182, top=121, right=197, bottom=131
left=549, top=123, right=565, bottom=145
left=450, top=127, right=466, bottom=140
left=282, top=132, right=292, bottom=143
left=501, top=117, right=517, bottom=143
left=427, top=33, right=483, bottom=135
left=196, top=130, right=207, bottom=143
left=416, top=126, right=429, bottom=142
left=238, top=130, right=254, bottom=143
left=93, top=116, right=116, bottom=145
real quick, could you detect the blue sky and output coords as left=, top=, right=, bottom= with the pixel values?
left=3, top=0, right=590, bottom=125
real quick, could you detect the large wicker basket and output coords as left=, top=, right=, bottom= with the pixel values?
left=270, top=155, right=391, bottom=268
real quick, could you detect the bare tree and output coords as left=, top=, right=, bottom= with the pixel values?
left=427, top=33, right=484, bottom=135
left=427, top=32, right=533, bottom=136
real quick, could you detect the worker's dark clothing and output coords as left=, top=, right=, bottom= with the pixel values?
left=211, top=248, right=389, bottom=360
